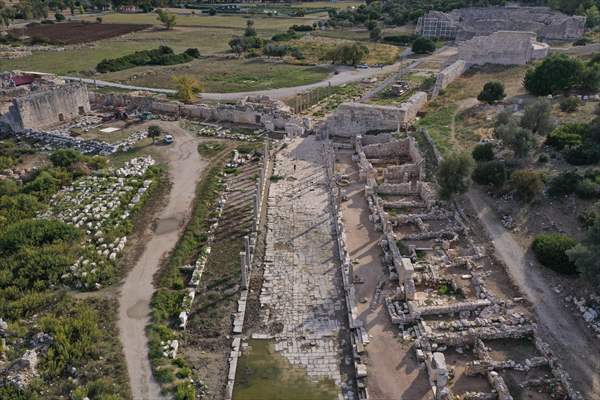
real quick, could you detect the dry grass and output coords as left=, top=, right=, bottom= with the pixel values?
left=285, top=36, right=401, bottom=65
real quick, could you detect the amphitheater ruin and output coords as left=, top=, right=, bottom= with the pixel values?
left=416, top=6, right=586, bottom=41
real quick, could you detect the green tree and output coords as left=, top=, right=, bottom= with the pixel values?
left=173, top=75, right=202, bottom=104
left=156, top=9, right=176, bottom=30
left=471, top=142, right=494, bottom=162
left=147, top=125, right=161, bottom=143
left=568, top=219, right=600, bottom=286
left=244, top=19, right=256, bottom=37
left=496, top=122, right=535, bottom=158
left=477, top=81, right=506, bottom=104
left=323, top=43, right=369, bottom=65
left=585, top=5, right=600, bottom=28
left=532, top=233, right=578, bottom=274
left=49, top=148, right=82, bottom=167
left=510, top=169, right=544, bottom=202
left=411, top=37, right=435, bottom=54
left=524, top=53, right=584, bottom=95
left=369, top=25, right=382, bottom=42
left=520, top=99, right=554, bottom=135
left=472, top=160, right=507, bottom=187
left=436, top=151, right=475, bottom=200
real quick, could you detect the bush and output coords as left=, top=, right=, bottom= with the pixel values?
left=54, top=13, right=65, bottom=22
left=547, top=171, right=581, bottom=197
left=471, top=143, right=494, bottom=162
left=532, top=233, right=578, bottom=274
left=472, top=161, right=507, bottom=187
left=510, top=170, right=544, bottom=202
left=290, top=24, right=313, bottom=31
left=563, top=144, right=600, bottom=165
left=183, top=48, right=200, bottom=58
left=524, top=53, right=584, bottom=95
left=436, top=151, right=475, bottom=199
left=271, top=30, right=301, bottom=42
left=496, top=123, right=535, bottom=158
left=477, top=81, right=505, bottom=104
left=575, top=178, right=600, bottom=198
left=383, top=34, right=417, bottom=46
left=520, top=99, right=554, bottom=135
left=97, top=46, right=194, bottom=73
left=49, top=148, right=82, bottom=167
left=559, top=97, right=581, bottom=112
left=264, top=43, right=290, bottom=57
left=0, top=219, right=81, bottom=255
left=546, top=123, right=588, bottom=150
left=411, top=37, right=435, bottom=54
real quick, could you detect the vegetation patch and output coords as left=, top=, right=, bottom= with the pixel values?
left=97, top=45, right=200, bottom=73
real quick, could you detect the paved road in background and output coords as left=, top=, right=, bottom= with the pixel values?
left=57, top=48, right=416, bottom=100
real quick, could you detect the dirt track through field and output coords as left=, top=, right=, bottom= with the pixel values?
left=467, top=189, right=600, bottom=399
left=118, top=123, right=207, bottom=400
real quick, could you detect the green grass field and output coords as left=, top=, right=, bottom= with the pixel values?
left=100, top=58, right=332, bottom=92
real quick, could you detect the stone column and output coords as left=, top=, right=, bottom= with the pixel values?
left=240, top=251, right=248, bottom=289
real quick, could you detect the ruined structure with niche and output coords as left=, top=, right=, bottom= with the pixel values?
left=458, top=31, right=549, bottom=66
left=1, top=79, right=90, bottom=132
left=416, top=6, right=586, bottom=41
left=319, top=91, right=428, bottom=138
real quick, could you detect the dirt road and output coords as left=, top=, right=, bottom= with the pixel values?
left=467, top=189, right=600, bottom=399
left=118, top=123, right=207, bottom=400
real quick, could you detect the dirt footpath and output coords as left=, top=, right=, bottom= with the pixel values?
left=337, top=151, right=432, bottom=400
left=118, top=123, right=208, bottom=400
left=467, top=189, right=600, bottom=399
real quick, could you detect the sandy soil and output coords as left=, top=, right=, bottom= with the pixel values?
left=337, top=150, right=432, bottom=400
left=467, top=188, right=600, bottom=399
left=118, top=122, right=208, bottom=400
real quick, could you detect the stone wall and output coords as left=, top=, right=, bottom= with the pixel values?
left=3, top=84, right=90, bottom=132
left=89, top=92, right=306, bottom=136
left=432, top=60, right=466, bottom=98
left=458, top=31, right=549, bottom=66
left=321, top=93, right=429, bottom=138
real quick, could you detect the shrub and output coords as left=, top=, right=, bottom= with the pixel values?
left=547, top=171, right=581, bottom=197
left=96, top=46, right=194, bottom=73
left=471, top=143, right=494, bottom=162
left=290, top=24, right=313, bottom=31
left=477, top=81, right=505, bottom=104
left=575, top=178, right=600, bottom=199
left=496, top=123, right=535, bottom=158
left=524, top=53, right=584, bottom=95
left=411, top=37, right=435, bottom=54
left=546, top=123, right=588, bottom=150
left=49, top=148, right=82, bottom=167
left=264, top=43, right=289, bottom=57
left=54, top=13, right=65, bottom=21
left=290, top=47, right=304, bottom=60
left=532, top=233, right=578, bottom=274
left=383, top=34, right=417, bottom=46
left=175, top=382, right=196, bottom=400
left=559, top=97, right=581, bottom=112
left=271, top=30, right=300, bottom=42
left=183, top=48, right=200, bottom=58
left=472, top=161, right=507, bottom=187
left=436, top=151, right=475, bottom=199
left=510, top=170, right=544, bottom=202
left=0, top=219, right=81, bottom=255
left=563, top=144, right=600, bottom=165
left=520, top=99, right=554, bottom=135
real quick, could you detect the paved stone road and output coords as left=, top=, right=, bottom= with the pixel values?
left=259, top=136, right=348, bottom=392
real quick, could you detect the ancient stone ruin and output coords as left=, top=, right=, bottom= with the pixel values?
left=2, top=83, right=90, bottom=132
left=328, top=129, right=584, bottom=400
left=416, top=6, right=585, bottom=41
left=458, top=31, right=549, bottom=66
